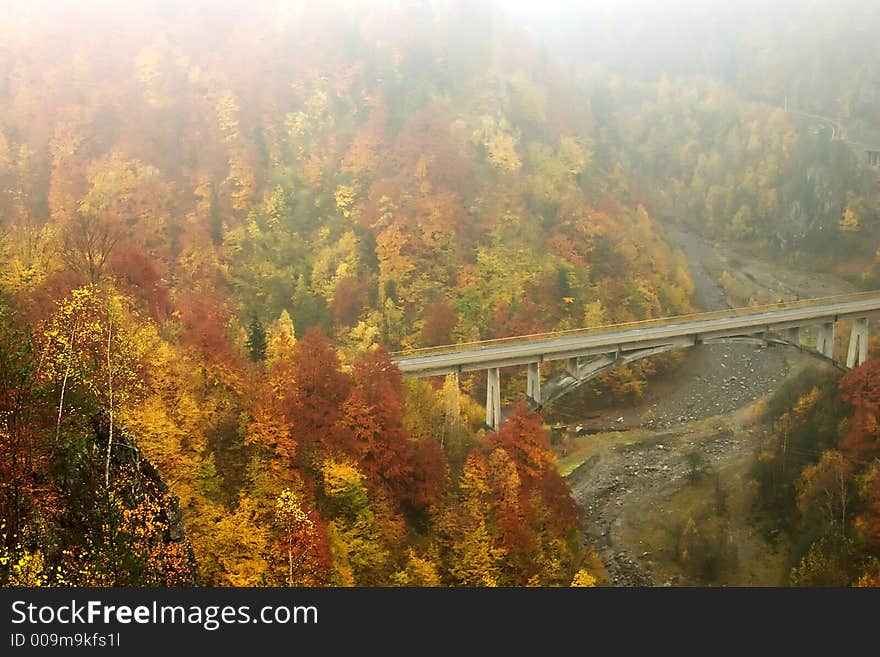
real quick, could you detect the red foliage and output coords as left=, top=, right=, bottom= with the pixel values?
left=407, top=437, right=447, bottom=509
left=340, top=386, right=416, bottom=502
left=330, top=276, right=369, bottom=327
left=547, top=234, right=587, bottom=269
left=341, top=349, right=412, bottom=493
left=390, top=105, right=473, bottom=193
left=361, top=178, right=403, bottom=231
left=275, top=508, right=332, bottom=586
left=840, top=422, right=880, bottom=462
left=495, top=500, right=535, bottom=580
left=486, top=399, right=554, bottom=489
left=19, top=270, right=87, bottom=327
left=421, top=301, right=456, bottom=346
left=841, top=359, right=880, bottom=415
left=491, top=299, right=514, bottom=339
left=488, top=399, right=580, bottom=540
left=176, top=292, right=236, bottom=365
left=0, top=314, right=56, bottom=540
left=0, top=406, right=54, bottom=541
left=110, top=245, right=171, bottom=322
left=339, top=347, right=443, bottom=509
left=840, top=359, right=880, bottom=461
left=350, top=347, right=405, bottom=417
left=511, top=299, right=546, bottom=336
left=537, top=468, right=582, bottom=534
left=284, top=328, right=351, bottom=453
left=491, top=299, right=547, bottom=340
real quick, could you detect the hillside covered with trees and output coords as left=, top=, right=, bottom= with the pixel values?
left=531, top=0, right=880, bottom=274
left=0, top=0, right=694, bottom=586
left=2, top=1, right=879, bottom=587
left=751, top=360, right=880, bottom=586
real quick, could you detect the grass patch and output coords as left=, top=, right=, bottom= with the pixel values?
left=555, top=428, right=651, bottom=477
left=618, top=453, right=787, bottom=585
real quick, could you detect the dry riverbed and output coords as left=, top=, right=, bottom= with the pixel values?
left=550, top=222, right=853, bottom=586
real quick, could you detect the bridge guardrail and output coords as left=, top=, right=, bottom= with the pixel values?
left=391, top=290, right=880, bottom=359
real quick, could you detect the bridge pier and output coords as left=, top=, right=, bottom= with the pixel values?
left=817, top=322, right=835, bottom=359
left=846, top=318, right=869, bottom=368
left=395, top=295, right=880, bottom=414
left=527, top=361, right=541, bottom=404
left=486, top=367, right=501, bottom=430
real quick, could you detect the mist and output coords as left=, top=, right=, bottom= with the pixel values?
left=0, top=0, right=879, bottom=593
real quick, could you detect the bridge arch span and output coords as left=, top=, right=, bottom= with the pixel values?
left=531, top=334, right=845, bottom=412
left=392, top=294, right=880, bottom=429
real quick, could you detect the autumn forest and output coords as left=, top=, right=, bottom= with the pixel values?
left=1, top=0, right=880, bottom=587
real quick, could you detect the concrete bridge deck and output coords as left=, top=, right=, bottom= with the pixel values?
left=393, top=292, right=880, bottom=376
left=392, top=291, right=880, bottom=428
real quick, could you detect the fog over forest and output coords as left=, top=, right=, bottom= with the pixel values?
left=0, top=0, right=878, bottom=590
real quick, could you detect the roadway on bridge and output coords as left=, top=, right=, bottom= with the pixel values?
left=394, top=293, right=880, bottom=376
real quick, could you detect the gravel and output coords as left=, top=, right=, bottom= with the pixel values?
left=556, top=221, right=851, bottom=585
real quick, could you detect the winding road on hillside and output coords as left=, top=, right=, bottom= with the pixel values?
left=788, top=108, right=880, bottom=162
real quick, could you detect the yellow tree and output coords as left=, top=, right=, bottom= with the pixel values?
left=210, top=495, right=272, bottom=586
left=120, top=339, right=206, bottom=508
left=391, top=549, right=442, bottom=586
left=445, top=452, right=503, bottom=586
left=92, top=291, right=150, bottom=486
left=40, top=285, right=104, bottom=441
left=274, top=488, right=317, bottom=587
left=797, top=450, right=853, bottom=528
left=40, top=285, right=149, bottom=484
left=265, top=310, right=296, bottom=367
left=571, top=569, right=598, bottom=587
left=62, top=153, right=169, bottom=283
left=321, top=458, right=394, bottom=586
left=839, top=206, right=860, bottom=232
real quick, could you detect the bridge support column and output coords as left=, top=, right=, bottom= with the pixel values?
left=527, top=362, right=541, bottom=404
left=566, top=357, right=578, bottom=378
left=817, top=322, right=835, bottom=359
left=846, top=318, right=869, bottom=368
left=486, top=367, right=501, bottom=430
left=786, top=327, right=800, bottom=345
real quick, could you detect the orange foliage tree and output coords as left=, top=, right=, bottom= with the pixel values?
left=840, top=359, right=880, bottom=461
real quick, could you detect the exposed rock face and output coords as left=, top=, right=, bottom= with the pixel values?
left=93, top=413, right=199, bottom=584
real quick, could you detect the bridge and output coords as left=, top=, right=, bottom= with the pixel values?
left=392, top=292, right=880, bottom=429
